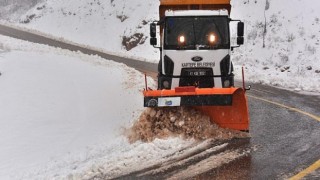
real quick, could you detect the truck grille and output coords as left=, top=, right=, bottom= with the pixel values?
left=179, top=68, right=214, bottom=88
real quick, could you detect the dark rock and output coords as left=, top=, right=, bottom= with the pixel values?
left=122, top=33, right=147, bottom=51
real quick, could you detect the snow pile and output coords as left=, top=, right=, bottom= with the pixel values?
left=128, top=107, right=248, bottom=142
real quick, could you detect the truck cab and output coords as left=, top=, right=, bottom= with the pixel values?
left=150, top=0, right=244, bottom=90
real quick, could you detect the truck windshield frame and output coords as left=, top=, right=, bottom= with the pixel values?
left=164, top=16, right=230, bottom=50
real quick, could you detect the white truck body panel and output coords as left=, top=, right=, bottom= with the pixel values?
left=163, top=50, right=229, bottom=88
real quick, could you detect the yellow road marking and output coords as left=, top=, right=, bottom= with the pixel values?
left=248, top=95, right=320, bottom=122
left=289, top=159, right=320, bottom=180
left=248, top=95, right=320, bottom=179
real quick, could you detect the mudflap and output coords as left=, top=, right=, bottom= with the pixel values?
left=194, top=88, right=249, bottom=131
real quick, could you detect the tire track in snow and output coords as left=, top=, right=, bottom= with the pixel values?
left=112, top=138, right=251, bottom=180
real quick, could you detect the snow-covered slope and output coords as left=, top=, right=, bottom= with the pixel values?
left=232, top=0, right=320, bottom=92
left=16, top=0, right=160, bottom=62
left=6, top=0, right=319, bottom=92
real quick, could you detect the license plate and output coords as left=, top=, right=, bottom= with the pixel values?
left=188, top=71, right=206, bottom=76
left=158, top=97, right=181, bottom=107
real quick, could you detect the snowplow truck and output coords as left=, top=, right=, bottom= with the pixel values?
left=144, top=0, right=249, bottom=131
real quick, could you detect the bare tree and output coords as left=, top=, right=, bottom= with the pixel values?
left=262, top=0, right=270, bottom=48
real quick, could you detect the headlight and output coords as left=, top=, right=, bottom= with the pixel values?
left=178, top=35, right=185, bottom=44
left=208, top=34, right=216, bottom=44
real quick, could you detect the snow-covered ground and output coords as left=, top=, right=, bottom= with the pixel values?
left=0, top=35, right=198, bottom=179
left=231, top=0, right=320, bottom=92
left=14, top=0, right=160, bottom=62
left=2, top=0, right=318, bottom=92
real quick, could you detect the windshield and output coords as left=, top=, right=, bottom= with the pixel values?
left=164, top=16, right=230, bottom=50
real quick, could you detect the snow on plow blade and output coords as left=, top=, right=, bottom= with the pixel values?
left=143, top=87, right=249, bottom=131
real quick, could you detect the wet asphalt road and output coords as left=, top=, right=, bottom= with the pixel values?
left=0, top=24, right=319, bottom=179
left=246, top=84, right=320, bottom=179
left=195, top=84, right=320, bottom=180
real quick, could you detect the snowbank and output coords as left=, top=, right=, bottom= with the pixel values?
left=0, top=35, right=185, bottom=179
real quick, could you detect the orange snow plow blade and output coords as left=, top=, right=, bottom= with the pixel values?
left=143, top=87, right=249, bottom=131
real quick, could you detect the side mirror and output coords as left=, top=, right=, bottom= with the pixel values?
left=237, top=37, right=244, bottom=45
left=237, top=22, right=244, bottom=37
left=150, top=37, right=157, bottom=46
left=150, top=23, right=157, bottom=38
